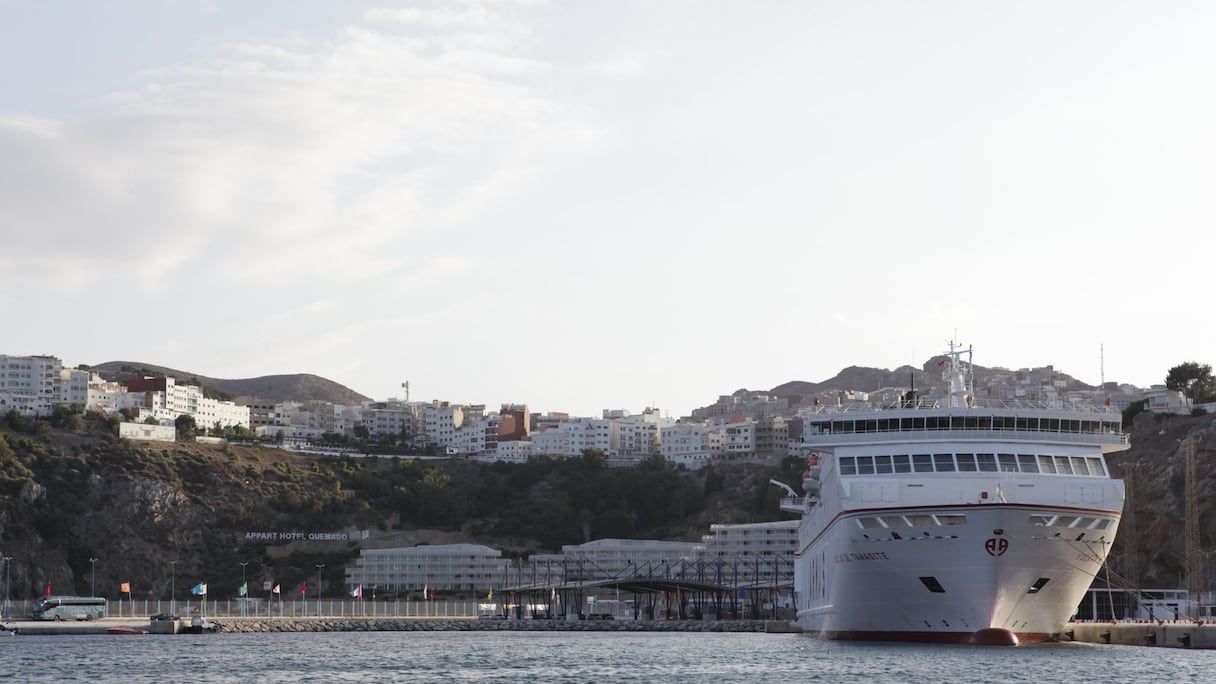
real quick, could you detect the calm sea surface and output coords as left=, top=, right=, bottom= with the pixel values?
left=1, top=630, right=1212, bottom=683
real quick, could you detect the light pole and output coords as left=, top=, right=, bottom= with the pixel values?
left=89, top=557, right=98, bottom=597
left=170, top=560, right=179, bottom=616
left=315, top=564, right=325, bottom=617
left=2, top=555, right=11, bottom=620
left=240, top=562, right=249, bottom=616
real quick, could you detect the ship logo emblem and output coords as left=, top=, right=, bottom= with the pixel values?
left=985, top=538, right=1008, bottom=556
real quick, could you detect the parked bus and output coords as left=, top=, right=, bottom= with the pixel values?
left=31, top=596, right=107, bottom=621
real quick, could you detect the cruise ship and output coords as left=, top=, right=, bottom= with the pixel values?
left=785, top=344, right=1128, bottom=645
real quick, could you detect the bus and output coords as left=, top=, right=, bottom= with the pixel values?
left=31, top=596, right=107, bottom=621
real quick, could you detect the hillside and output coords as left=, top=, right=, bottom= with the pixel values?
left=0, top=412, right=798, bottom=602
left=3, top=401, right=1213, bottom=605
left=90, top=361, right=371, bottom=404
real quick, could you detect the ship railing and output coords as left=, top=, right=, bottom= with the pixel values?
left=803, top=429, right=1128, bottom=448
left=803, top=398, right=1122, bottom=415
left=779, top=496, right=804, bottom=512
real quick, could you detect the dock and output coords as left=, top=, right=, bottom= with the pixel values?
left=1065, top=621, right=1216, bottom=649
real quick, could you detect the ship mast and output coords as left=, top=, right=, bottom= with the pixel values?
left=943, top=341, right=974, bottom=409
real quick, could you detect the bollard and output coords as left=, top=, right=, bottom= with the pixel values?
left=1144, top=632, right=1157, bottom=646
left=1099, top=631, right=1110, bottom=644
left=1179, top=633, right=1192, bottom=648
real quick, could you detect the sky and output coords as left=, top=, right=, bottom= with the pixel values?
left=3, top=1, right=1215, bottom=418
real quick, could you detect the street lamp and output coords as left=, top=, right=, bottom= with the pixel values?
left=240, top=562, right=250, bottom=616
left=89, top=557, right=98, bottom=597
left=170, top=560, right=179, bottom=616
left=2, top=555, right=11, bottom=620
left=315, top=564, right=325, bottom=617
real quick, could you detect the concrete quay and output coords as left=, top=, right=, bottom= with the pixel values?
left=218, top=616, right=782, bottom=633
left=1065, top=621, right=1216, bottom=649
left=1, top=615, right=788, bottom=636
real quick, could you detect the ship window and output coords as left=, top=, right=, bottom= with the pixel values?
left=1037, top=455, right=1057, bottom=474
left=977, top=454, right=998, bottom=472
left=912, top=454, right=933, bottom=472
left=839, top=457, right=857, bottom=475
left=881, top=516, right=908, bottom=528
left=1070, top=457, right=1090, bottom=476
left=1054, top=456, right=1073, bottom=475
left=859, top=517, right=885, bottom=529
left=905, top=514, right=934, bottom=527
left=1054, top=516, right=1078, bottom=528
left=1017, top=454, right=1039, bottom=473
left=1016, top=417, right=1033, bottom=431
left=857, top=456, right=875, bottom=475
left=955, top=453, right=977, bottom=471
left=1042, top=418, right=1060, bottom=432
left=1093, top=519, right=1113, bottom=530
left=893, top=455, right=911, bottom=473
left=919, top=577, right=946, bottom=593
left=1028, top=578, right=1050, bottom=594
left=998, top=454, right=1018, bottom=472
left=933, top=454, right=955, bottom=472
left=1076, top=517, right=1097, bottom=529
left=935, top=514, right=966, bottom=525
left=875, top=455, right=893, bottom=474
left=1087, top=457, right=1106, bottom=476
left=1027, top=515, right=1053, bottom=526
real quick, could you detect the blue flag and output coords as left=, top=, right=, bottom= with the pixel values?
left=191, top=583, right=207, bottom=596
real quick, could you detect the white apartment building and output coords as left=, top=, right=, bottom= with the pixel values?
left=422, top=401, right=464, bottom=448
left=87, top=375, right=131, bottom=414
left=58, top=368, right=90, bottom=406
left=530, top=538, right=702, bottom=581
left=361, top=405, right=414, bottom=439
left=696, top=520, right=798, bottom=585
left=0, top=354, right=62, bottom=415
left=487, top=440, right=532, bottom=463
left=344, top=543, right=504, bottom=593
left=530, top=418, right=614, bottom=458
left=660, top=423, right=724, bottom=469
left=722, top=421, right=756, bottom=457
left=129, top=377, right=251, bottom=429
left=609, top=408, right=674, bottom=462
left=452, top=413, right=500, bottom=456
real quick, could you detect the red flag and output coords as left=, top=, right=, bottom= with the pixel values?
left=298, top=582, right=307, bottom=596
left=44, top=583, right=52, bottom=597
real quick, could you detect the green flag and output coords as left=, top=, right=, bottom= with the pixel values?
left=237, top=582, right=248, bottom=598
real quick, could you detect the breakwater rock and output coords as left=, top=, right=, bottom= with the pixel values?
left=218, top=618, right=778, bottom=633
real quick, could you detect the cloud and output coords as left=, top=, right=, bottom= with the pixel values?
left=0, top=2, right=595, bottom=298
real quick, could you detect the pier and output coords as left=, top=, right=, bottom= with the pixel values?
left=1065, top=621, right=1216, bottom=649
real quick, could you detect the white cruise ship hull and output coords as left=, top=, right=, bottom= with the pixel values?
left=796, top=502, right=1120, bottom=645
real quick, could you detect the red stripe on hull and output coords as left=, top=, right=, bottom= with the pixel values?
left=816, top=630, right=1055, bottom=645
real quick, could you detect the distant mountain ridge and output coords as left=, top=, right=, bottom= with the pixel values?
left=90, top=361, right=371, bottom=405
left=768, top=356, right=1097, bottom=400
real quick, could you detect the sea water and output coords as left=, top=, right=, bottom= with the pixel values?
left=1, top=630, right=1210, bottom=683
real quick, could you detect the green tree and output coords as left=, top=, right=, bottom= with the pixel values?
left=175, top=414, right=198, bottom=440
left=1165, top=362, right=1215, bottom=403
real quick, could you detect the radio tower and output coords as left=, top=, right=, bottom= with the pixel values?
left=1184, top=437, right=1201, bottom=613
